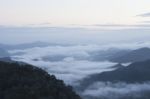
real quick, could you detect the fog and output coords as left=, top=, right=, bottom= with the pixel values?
left=8, top=41, right=150, bottom=85
left=9, top=45, right=118, bottom=85
left=1, top=27, right=150, bottom=45
left=82, top=82, right=150, bottom=99
left=1, top=27, right=150, bottom=99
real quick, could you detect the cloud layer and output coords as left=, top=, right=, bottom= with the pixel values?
left=138, top=12, right=150, bottom=17
left=9, top=41, right=150, bottom=85
left=7, top=41, right=150, bottom=99
left=10, top=45, right=119, bottom=85
left=82, top=82, right=150, bottom=99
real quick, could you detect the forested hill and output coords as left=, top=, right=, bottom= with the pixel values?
left=0, top=61, right=81, bottom=99
left=78, top=60, right=150, bottom=91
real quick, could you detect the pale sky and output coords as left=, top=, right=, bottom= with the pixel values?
left=0, top=0, right=150, bottom=27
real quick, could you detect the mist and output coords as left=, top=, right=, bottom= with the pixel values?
left=1, top=0, right=150, bottom=99
left=82, top=82, right=150, bottom=99
left=8, top=41, right=150, bottom=85
left=9, top=45, right=118, bottom=85
left=2, top=26, right=150, bottom=99
left=1, top=26, right=150, bottom=45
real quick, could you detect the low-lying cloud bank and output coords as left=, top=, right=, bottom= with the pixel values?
left=6, top=41, right=150, bottom=99
left=9, top=44, right=119, bottom=85
left=11, top=59, right=116, bottom=85
left=9, top=41, right=150, bottom=63
left=8, top=41, right=150, bottom=85
left=82, top=82, right=150, bottom=99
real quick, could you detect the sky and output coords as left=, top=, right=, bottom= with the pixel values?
left=0, top=0, right=150, bottom=44
left=0, top=0, right=150, bottom=27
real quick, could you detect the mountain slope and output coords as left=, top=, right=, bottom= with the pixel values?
left=79, top=60, right=150, bottom=91
left=0, top=41, right=50, bottom=50
left=90, top=48, right=130, bottom=61
left=0, top=48, right=11, bottom=62
left=110, top=47, right=150, bottom=63
left=0, top=48, right=10, bottom=57
left=0, top=61, right=81, bottom=99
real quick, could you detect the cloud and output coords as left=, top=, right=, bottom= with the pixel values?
left=6, top=41, right=150, bottom=99
left=8, top=41, right=150, bottom=85
left=72, top=23, right=150, bottom=29
left=141, top=21, right=150, bottom=24
left=27, top=22, right=51, bottom=27
left=1, top=26, right=150, bottom=45
left=91, top=24, right=150, bottom=28
left=9, top=45, right=119, bottom=85
left=82, top=82, right=150, bottom=99
left=137, top=12, right=150, bottom=17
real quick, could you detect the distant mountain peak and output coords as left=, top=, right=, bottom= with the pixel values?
left=110, top=47, right=150, bottom=63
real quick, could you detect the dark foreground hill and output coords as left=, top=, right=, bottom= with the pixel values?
left=0, top=61, right=81, bottom=99
left=78, top=60, right=150, bottom=91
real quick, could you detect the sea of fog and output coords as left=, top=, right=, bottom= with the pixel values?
left=9, top=42, right=150, bottom=85
left=9, top=44, right=118, bottom=85
left=1, top=24, right=150, bottom=99
left=8, top=42, right=150, bottom=99
left=82, top=81, right=150, bottom=99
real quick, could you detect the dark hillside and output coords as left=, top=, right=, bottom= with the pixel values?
left=79, top=60, right=150, bottom=91
left=0, top=61, right=81, bottom=99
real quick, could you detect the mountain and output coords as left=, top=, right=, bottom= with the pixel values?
left=110, top=47, right=150, bottom=63
left=0, top=41, right=72, bottom=50
left=0, top=61, right=81, bottom=99
left=0, top=48, right=11, bottom=62
left=0, top=57, right=11, bottom=62
left=0, top=41, right=51, bottom=50
left=42, top=55, right=66, bottom=62
left=0, top=48, right=10, bottom=57
left=90, top=48, right=130, bottom=61
left=110, top=63, right=125, bottom=69
left=78, top=60, right=150, bottom=91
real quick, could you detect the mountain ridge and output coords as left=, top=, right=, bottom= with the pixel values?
left=0, top=61, right=81, bottom=99
left=110, top=47, right=150, bottom=63
left=78, top=59, right=150, bottom=91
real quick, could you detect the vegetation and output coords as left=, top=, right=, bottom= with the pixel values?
left=0, top=61, right=81, bottom=99
left=79, top=60, right=150, bottom=91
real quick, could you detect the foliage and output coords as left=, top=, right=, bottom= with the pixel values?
left=0, top=61, right=81, bottom=99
